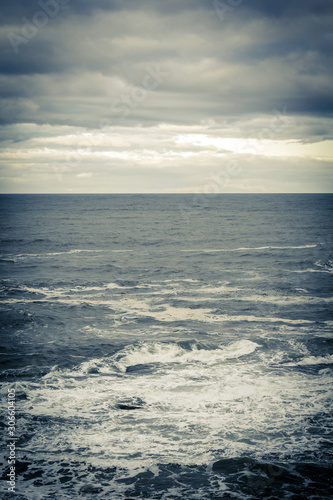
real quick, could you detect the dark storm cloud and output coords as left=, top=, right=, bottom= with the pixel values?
left=1, top=0, right=332, bottom=26
left=0, top=0, right=114, bottom=23
left=243, top=0, right=333, bottom=18
left=0, top=0, right=217, bottom=23
left=0, top=37, right=70, bottom=76
left=1, top=8, right=332, bottom=125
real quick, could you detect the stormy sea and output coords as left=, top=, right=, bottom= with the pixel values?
left=0, top=193, right=332, bottom=500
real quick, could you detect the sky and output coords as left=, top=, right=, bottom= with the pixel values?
left=0, top=0, right=332, bottom=193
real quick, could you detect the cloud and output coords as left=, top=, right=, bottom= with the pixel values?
left=76, top=172, right=92, bottom=178
left=0, top=0, right=332, bottom=192
left=0, top=122, right=332, bottom=193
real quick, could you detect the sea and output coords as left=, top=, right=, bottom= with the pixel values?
left=0, top=193, right=332, bottom=500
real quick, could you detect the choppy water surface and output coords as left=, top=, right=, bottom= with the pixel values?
left=0, top=194, right=332, bottom=499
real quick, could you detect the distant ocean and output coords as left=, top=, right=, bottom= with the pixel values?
left=0, top=194, right=332, bottom=499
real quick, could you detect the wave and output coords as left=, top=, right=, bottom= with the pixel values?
left=7, top=336, right=331, bottom=479
left=0, top=238, right=25, bottom=243
left=291, top=268, right=333, bottom=274
left=180, top=245, right=317, bottom=253
left=109, top=249, right=134, bottom=253
left=111, top=340, right=260, bottom=373
left=315, top=260, right=333, bottom=273
left=287, top=355, right=333, bottom=367
left=0, top=457, right=331, bottom=500
left=0, top=365, right=49, bottom=379
left=5, top=249, right=104, bottom=261
left=0, top=291, right=318, bottom=326
left=67, top=340, right=261, bottom=376
left=224, top=294, right=333, bottom=305
left=1, top=238, right=51, bottom=243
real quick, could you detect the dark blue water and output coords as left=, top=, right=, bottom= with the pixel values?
left=1, top=194, right=332, bottom=499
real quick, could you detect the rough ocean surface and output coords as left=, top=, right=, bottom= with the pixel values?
left=0, top=194, right=332, bottom=499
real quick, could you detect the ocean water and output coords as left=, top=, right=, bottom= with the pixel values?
left=0, top=193, right=332, bottom=500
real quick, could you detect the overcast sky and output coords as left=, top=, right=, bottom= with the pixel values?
left=0, top=0, right=332, bottom=193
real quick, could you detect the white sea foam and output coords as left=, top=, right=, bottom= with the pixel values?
left=11, top=337, right=332, bottom=471
left=291, top=268, right=333, bottom=274
left=1, top=290, right=319, bottom=326
left=10, top=280, right=330, bottom=313
left=226, top=294, right=333, bottom=305
left=67, top=340, right=260, bottom=375
left=315, top=260, right=333, bottom=272
left=212, top=313, right=314, bottom=324
left=287, top=355, right=333, bottom=366
left=111, top=340, right=260, bottom=372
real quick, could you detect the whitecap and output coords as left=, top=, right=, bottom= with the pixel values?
left=180, top=244, right=317, bottom=253
left=112, top=340, right=260, bottom=372
left=288, top=355, right=333, bottom=366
